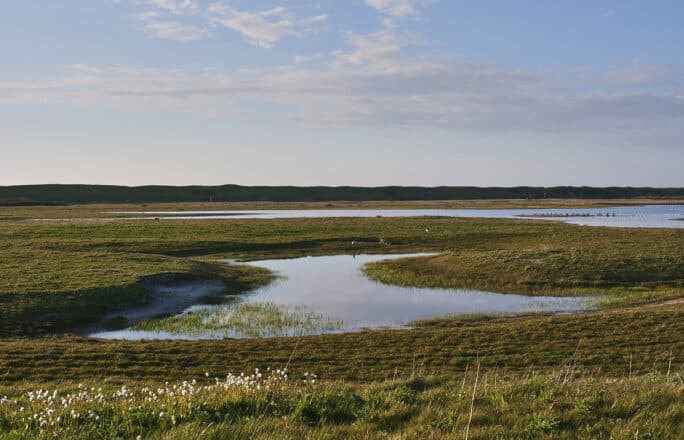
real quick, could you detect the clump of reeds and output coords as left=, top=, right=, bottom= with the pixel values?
left=134, top=302, right=343, bottom=338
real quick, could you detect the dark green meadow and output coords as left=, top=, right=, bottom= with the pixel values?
left=0, top=204, right=682, bottom=438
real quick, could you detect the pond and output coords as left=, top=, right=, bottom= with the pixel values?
left=112, top=204, right=684, bottom=228
left=89, top=254, right=598, bottom=340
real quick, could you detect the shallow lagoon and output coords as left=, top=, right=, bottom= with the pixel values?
left=90, top=254, right=597, bottom=340
left=113, top=204, right=684, bottom=228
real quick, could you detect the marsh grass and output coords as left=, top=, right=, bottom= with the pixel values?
left=0, top=244, right=271, bottom=336
left=408, top=311, right=552, bottom=327
left=134, top=302, right=343, bottom=338
left=364, top=241, right=684, bottom=305
left=1, top=301, right=681, bottom=385
left=1, top=215, right=681, bottom=337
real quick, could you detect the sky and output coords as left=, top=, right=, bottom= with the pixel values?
left=1, top=0, right=683, bottom=187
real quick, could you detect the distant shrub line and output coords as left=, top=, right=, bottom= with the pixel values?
left=1, top=184, right=683, bottom=205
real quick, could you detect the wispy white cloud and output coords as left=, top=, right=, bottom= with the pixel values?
left=602, top=58, right=682, bottom=87
left=115, top=0, right=207, bottom=41
left=207, top=3, right=327, bottom=48
left=142, top=0, right=199, bottom=15
left=2, top=57, right=682, bottom=149
left=334, top=29, right=416, bottom=68
left=2, top=4, right=683, bottom=147
left=364, top=0, right=430, bottom=17
left=143, top=20, right=208, bottom=41
left=118, top=1, right=328, bottom=47
left=293, top=53, right=322, bottom=64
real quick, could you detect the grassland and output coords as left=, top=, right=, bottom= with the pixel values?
left=0, top=203, right=682, bottom=438
left=364, top=241, right=684, bottom=301
left=1, top=368, right=681, bottom=439
left=0, top=215, right=680, bottom=335
left=0, top=299, right=681, bottom=382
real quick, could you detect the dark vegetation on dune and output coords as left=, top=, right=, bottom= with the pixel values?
left=2, top=184, right=684, bottom=205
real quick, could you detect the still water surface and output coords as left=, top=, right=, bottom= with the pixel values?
left=91, top=254, right=597, bottom=340
left=113, top=204, right=684, bottom=228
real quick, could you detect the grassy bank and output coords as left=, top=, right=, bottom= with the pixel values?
left=364, top=246, right=684, bottom=300
left=0, top=301, right=681, bottom=383
left=0, top=246, right=271, bottom=336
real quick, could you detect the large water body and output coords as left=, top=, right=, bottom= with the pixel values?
left=90, top=254, right=597, bottom=340
left=113, top=204, right=684, bottom=228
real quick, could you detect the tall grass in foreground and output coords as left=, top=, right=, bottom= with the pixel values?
left=1, top=366, right=681, bottom=439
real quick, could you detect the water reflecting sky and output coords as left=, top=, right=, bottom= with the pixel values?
left=113, top=204, right=684, bottom=228
left=91, top=254, right=597, bottom=340
left=233, top=254, right=595, bottom=329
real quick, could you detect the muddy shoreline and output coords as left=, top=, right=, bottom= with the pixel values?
left=81, top=274, right=227, bottom=336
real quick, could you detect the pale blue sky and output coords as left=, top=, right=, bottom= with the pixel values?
left=2, top=0, right=683, bottom=186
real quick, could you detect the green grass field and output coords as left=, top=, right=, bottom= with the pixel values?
left=1, top=368, right=681, bottom=439
left=0, top=203, right=682, bottom=438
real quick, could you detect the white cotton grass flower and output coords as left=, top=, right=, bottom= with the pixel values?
left=0, top=367, right=318, bottom=436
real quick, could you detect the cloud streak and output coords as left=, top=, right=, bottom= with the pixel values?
left=207, top=3, right=327, bottom=48
left=2, top=55, right=682, bottom=148
left=116, top=1, right=327, bottom=46
left=141, top=0, right=199, bottom=15
left=6, top=2, right=684, bottom=146
left=143, top=20, right=207, bottom=41
left=364, top=0, right=428, bottom=17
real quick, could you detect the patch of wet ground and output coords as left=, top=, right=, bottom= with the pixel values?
left=82, top=275, right=226, bottom=335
